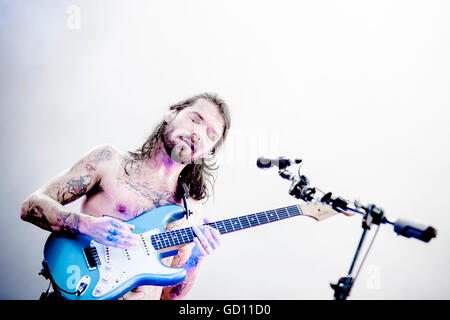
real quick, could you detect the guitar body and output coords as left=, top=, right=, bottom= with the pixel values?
left=43, top=205, right=187, bottom=300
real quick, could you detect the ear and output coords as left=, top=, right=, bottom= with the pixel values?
left=164, top=108, right=177, bottom=123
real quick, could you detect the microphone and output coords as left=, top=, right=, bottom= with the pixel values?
left=256, top=156, right=302, bottom=169
left=393, top=219, right=437, bottom=242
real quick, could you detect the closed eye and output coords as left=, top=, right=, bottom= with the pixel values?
left=191, top=115, right=201, bottom=124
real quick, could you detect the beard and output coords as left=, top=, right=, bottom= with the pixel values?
left=161, top=124, right=194, bottom=164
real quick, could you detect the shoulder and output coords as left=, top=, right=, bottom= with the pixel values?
left=80, top=143, right=125, bottom=173
left=87, top=143, right=122, bottom=158
left=84, top=143, right=128, bottom=163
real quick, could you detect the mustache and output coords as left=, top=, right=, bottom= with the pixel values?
left=179, top=136, right=196, bottom=151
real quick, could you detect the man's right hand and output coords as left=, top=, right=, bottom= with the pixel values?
left=80, top=216, right=139, bottom=249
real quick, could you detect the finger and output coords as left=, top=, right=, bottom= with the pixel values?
left=203, top=217, right=211, bottom=224
left=192, top=225, right=207, bottom=243
left=106, top=234, right=119, bottom=243
left=108, top=227, right=122, bottom=236
left=210, top=227, right=222, bottom=245
left=193, top=237, right=207, bottom=257
left=105, top=235, right=126, bottom=249
left=125, top=223, right=135, bottom=230
left=121, top=229, right=139, bottom=243
left=124, top=231, right=140, bottom=242
left=201, top=227, right=215, bottom=254
left=194, top=225, right=212, bottom=254
left=107, top=224, right=139, bottom=244
left=122, top=235, right=139, bottom=246
left=204, top=224, right=221, bottom=246
left=105, top=234, right=137, bottom=248
left=109, top=219, right=138, bottom=242
left=110, top=219, right=124, bottom=229
left=203, top=218, right=221, bottom=246
left=203, top=227, right=219, bottom=251
left=108, top=242, right=135, bottom=249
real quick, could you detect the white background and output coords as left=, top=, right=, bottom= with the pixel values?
left=1, top=0, right=449, bottom=299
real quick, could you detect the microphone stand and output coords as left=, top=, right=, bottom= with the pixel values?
left=263, top=158, right=437, bottom=300
left=330, top=203, right=385, bottom=300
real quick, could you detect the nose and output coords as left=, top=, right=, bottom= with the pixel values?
left=192, top=132, right=201, bottom=143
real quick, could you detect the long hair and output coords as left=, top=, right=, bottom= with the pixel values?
left=126, top=93, right=231, bottom=202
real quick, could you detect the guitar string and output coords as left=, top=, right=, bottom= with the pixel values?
left=153, top=206, right=301, bottom=248
left=150, top=205, right=302, bottom=250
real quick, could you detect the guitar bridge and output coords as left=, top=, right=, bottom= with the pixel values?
left=83, top=245, right=101, bottom=270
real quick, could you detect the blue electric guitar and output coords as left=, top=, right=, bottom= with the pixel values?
left=42, top=201, right=348, bottom=300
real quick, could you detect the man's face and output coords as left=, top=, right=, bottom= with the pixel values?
left=162, top=98, right=225, bottom=164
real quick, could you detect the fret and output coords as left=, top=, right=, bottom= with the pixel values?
left=206, top=222, right=218, bottom=234
left=215, top=220, right=227, bottom=234
left=256, top=212, right=269, bottom=224
left=230, top=217, right=243, bottom=230
left=169, top=232, right=179, bottom=246
left=170, top=232, right=178, bottom=246
left=209, top=221, right=218, bottom=230
left=223, top=219, right=234, bottom=232
left=276, top=207, right=289, bottom=220
left=163, top=233, right=174, bottom=247
left=170, top=231, right=178, bottom=245
left=152, top=234, right=161, bottom=249
left=160, top=233, right=171, bottom=248
left=179, top=228, right=190, bottom=243
left=266, top=209, right=278, bottom=222
left=167, top=232, right=176, bottom=246
left=287, top=205, right=301, bottom=217
left=239, top=216, right=250, bottom=229
left=273, top=209, right=281, bottom=220
left=247, top=213, right=259, bottom=227
left=150, top=235, right=159, bottom=250
left=245, top=215, right=252, bottom=227
left=174, top=230, right=184, bottom=244
left=186, top=227, right=195, bottom=242
left=164, top=232, right=173, bottom=246
left=158, top=234, right=166, bottom=249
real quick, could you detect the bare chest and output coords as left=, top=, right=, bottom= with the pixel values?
left=81, top=163, right=181, bottom=221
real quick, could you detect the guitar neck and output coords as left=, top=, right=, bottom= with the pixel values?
left=150, top=204, right=303, bottom=250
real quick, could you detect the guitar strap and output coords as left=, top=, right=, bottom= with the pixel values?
left=181, top=183, right=193, bottom=220
left=38, top=261, right=65, bottom=300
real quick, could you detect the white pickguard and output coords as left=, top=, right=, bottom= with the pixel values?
left=90, top=229, right=176, bottom=298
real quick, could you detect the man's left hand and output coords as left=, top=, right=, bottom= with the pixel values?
left=191, top=217, right=221, bottom=258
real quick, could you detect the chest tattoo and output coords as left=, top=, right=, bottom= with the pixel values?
left=115, top=177, right=178, bottom=209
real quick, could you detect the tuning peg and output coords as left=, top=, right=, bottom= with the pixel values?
left=300, top=187, right=316, bottom=201
left=299, top=175, right=310, bottom=186
left=321, top=192, right=333, bottom=204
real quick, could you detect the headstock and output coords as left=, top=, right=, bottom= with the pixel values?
left=297, top=200, right=355, bottom=222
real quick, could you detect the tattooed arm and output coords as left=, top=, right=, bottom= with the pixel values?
left=20, top=144, right=138, bottom=248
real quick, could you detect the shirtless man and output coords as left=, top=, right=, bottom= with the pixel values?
left=20, top=93, right=231, bottom=300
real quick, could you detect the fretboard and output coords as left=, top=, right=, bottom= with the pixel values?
left=150, top=204, right=302, bottom=250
